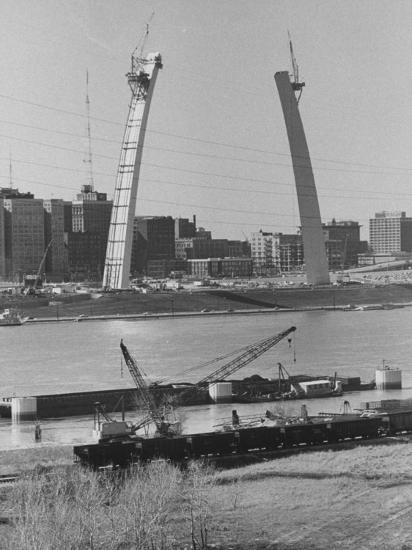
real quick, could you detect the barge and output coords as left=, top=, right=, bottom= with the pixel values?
left=0, top=308, right=28, bottom=326
left=0, top=371, right=376, bottom=420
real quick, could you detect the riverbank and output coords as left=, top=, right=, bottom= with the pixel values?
left=3, top=283, right=412, bottom=322
left=0, top=441, right=411, bottom=549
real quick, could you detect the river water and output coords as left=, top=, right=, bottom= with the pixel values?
left=1, top=308, right=412, bottom=450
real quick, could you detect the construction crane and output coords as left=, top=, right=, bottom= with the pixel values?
left=24, top=239, right=53, bottom=295
left=120, top=339, right=176, bottom=435
left=195, top=326, right=296, bottom=387
left=288, top=31, right=305, bottom=101
left=276, top=362, right=304, bottom=396
left=117, top=328, right=295, bottom=435
left=130, top=11, right=155, bottom=73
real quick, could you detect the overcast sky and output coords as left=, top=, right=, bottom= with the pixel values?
left=1, top=0, right=412, bottom=240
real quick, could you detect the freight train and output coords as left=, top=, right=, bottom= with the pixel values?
left=73, top=409, right=412, bottom=469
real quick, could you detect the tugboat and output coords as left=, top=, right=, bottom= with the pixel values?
left=0, top=308, right=28, bottom=326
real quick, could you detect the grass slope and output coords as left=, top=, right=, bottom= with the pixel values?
left=0, top=443, right=411, bottom=549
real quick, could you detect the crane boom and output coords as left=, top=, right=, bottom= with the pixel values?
left=120, top=339, right=163, bottom=429
left=287, top=32, right=305, bottom=99
left=24, top=239, right=53, bottom=294
left=196, top=326, right=296, bottom=387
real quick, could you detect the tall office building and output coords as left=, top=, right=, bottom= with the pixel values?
left=72, top=185, right=112, bottom=233
left=68, top=185, right=112, bottom=281
left=369, top=211, right=412, bottom=254
left=251, top=230, right=304, bottom=275
left=131, top=216, right=175, bottom=277
left=323, top=219, right=367, bottom=269
left=250, top=230, right=278, bottom=276
left=278, top=234, right=304, bottom=272
left=1, top=190, right=44, bottom=281
left=175, top=216, right=196, bottom=239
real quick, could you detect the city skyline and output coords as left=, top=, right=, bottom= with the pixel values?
left=0, top=1, right=411, bottom=241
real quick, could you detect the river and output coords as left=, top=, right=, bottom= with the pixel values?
left=1, top=308, right=412, bottom=450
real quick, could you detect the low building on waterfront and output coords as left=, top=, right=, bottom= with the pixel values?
left=187, top=257, right=252, bottom=278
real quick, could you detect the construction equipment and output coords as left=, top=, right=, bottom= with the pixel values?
left=131, top=11, right=155, bottom=67
left=98, top=328, right=296, bottom=439
left=24, top=239, right=53, bottom=295
left=276, top=362, right=305, bottom=397
left=120, top=339, right=179, bottom=436
left=195, top=326, right=297, bottom=388
left=92, top=401, right=133, bottom=442
left=288, top=31, right=305, bottom=100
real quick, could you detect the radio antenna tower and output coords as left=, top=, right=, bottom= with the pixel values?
left=103, top=19, right=162, bottom=290
left=8, top=149, right=13, bottom=189
left=84, top=69, right=95, bottom=190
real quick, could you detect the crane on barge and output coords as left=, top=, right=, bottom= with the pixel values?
left=94, top=339, right=180, bottom=441
left=95, top=327, right=297, bottom=441
left=119, top=339, right=179, bottom=435
left=168, top=326, right=297, bottom=406
left=194, top=326, right=296, bottom=388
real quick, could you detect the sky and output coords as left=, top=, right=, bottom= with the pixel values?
left=1, top=0, right=412, bottom=241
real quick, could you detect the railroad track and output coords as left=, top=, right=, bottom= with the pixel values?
left=0, top=473, right=19, bottom=484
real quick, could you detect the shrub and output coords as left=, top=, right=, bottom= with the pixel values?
left=5, top=461, right=215, bottom=550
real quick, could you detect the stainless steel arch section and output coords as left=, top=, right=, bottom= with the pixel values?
left=274, top=71, right=329, bottom=285
left=103, top=53, right=162, bottom=289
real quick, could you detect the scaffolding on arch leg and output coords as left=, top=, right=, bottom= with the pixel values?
left=102, top=51, right=163, bottom=290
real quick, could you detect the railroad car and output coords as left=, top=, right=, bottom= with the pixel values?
left=186, top=430, right=236, bottom=457
left=139, top=435, right=188, bottom=461
left=74, top=411, right=411, bottom=469
left=237, top=425, right=282, bottom=451
left=383, top=409, right=412, bottom=434
left=326, top=416, right=384, bottom=442
left=74, top=440, right=139, bottom=468
left=282, top=423, right=322, bottom=446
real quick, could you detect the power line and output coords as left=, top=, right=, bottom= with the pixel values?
left=138, top=197, right=370, bottom=223
left=0, top=118, right=120, bottom=145
left=0, top=172, right=374, bottom=224
left=4, top=119, right=411, bottom=184
left=3, top=123, right=412, bottom=191
left=1, top=90, right=412, bottom=175
left=0, top=132, right=117, bottom=161
left=0, top=91, right=120, bottom=127
left=1, top=163, right=409, bottom=205
left=0, top=155, right=113, bottom=177
left=142, top=177, right=412, bottom=200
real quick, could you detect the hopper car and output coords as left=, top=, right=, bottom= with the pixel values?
left=73, top=409, right=412, bottom=469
